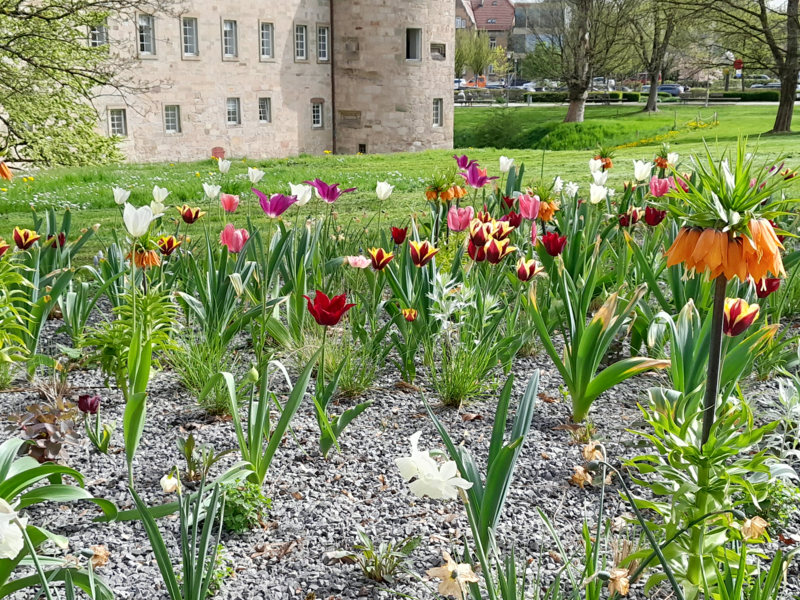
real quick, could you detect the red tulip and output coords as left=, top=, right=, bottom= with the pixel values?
left=468, top=241, right=486, bottom=262
left=618, top=209, right=641, bottom=228
left=410, top=240, right=439, bottom=267
left=502, top=195, right=516, bottom=209
left=304, top=291, right=355, bottom=327
left=391, top=227, right=408, bottom=245
left=541, top=232, right=567, bottom=256
left=401, top=308, right=418, bottom=322
left=500, top=211, right=522, bottom=229
left=469, top=220, right=492, bottom=247
left=723, top=298, right=759, bottom=337
left=769, top=220, right=786, bottom=244
left=755, top=278, right=781, bottom=298
left=78, top=394, right=101, bottom=415
left=13, top=227, right=40, bottom=250
left=644, top=206, right=667, bottom=227
left=178, top=204, right=206, bottom=224
left=157, top=235, right=181, bottom=256
left=47, top=232, right=66, bottom=248
left=0, top=238, right=9, bottom=258
left=367, top=247, right=394, bottom=270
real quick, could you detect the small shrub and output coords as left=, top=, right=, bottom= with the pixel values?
left=0, top=362, right=15, bottom=391
left=221, top=481, right=272, bottom=533
left=743, top=479, right=800, bottom=534
left=337, top=343, right=380, bottom=398
left=329, top=528, right=421, bottom=583
left=623, top=92, right=640, bottom=102
left=7, top=395, right=78, bottom=462
left=168, top=334, right=238, bottom=416
left=429, top=339, right=494, bottom=407
left=723, top=90, right=780, bottom=102
left=178, top=543, right=234, bottom=597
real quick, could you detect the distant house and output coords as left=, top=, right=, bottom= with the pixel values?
left=455, top=0, right=515, bottom=79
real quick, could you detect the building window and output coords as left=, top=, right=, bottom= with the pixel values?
left=223, top=20, right=238, bottom=57
left=260, top=22, right=274, bottom=59
left=455, top=17, right=463, bottom=29
left=358, top=143, right=367, bottom=154
left=258, top=98, right=272, bottom=123
left=431, top=43, right=446, bottom=60
left=295, top=25, right=307, bottom=60
left=227, top=98, right=241, bottom=125
left=406, top=28, right=422, bottom=61
left=164, top=105, right=181, bottom=133
left=89, top=23, right=108, bottom=47
left=487, top=19, right=497, bottom=24
left=318, top=26, right=329, bottom=61
left=433, top=99, right=443, bottom=127
left=138, top=15, right=155, bottom=55
left=182, top=17, right=198, bottom=56
left=489, top=37, right=497, bottom=49
left=312, top=102, right=323, bottom=128
left=110, top=109, right=127, bottom=136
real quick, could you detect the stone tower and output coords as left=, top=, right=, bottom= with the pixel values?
left=331, top=0, right=454, bottom=155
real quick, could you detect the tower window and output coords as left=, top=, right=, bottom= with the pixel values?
left=312, top=102, right=323, bottom=128
left=182, top=18, right=198, bottom=56
left=259, top=98, right=272, bottom=123
left=138, top=15, right=155, bottom=55
left=433, top=99, right=443, bottom=127
left=260, top=23, right=274, bottom=59
left=318, top=26, right=329, bottom=61
left=406, top=28, right=422, bottom=61
left=295, top=25, right=308, bottom=60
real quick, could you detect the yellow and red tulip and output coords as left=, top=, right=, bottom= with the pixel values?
left=469, top=219, right=492, bottom=248
left=401, top=308, right=418, bottom=322
left=516, top=257, right=543, bottom=282
left=178, top=204, right=206, bottom=224
left=367, top=247, right=394, bottom=271
left=157, top=235, right=181, bottom=256
left=13, top=227, right=40, bottom=250
left=723, top=298, right=759, bottom=337
left=485, top=238, right=516, bottom=265
left=0, top=238, right=9, bottom=258
left=491, top=220, right=515, bottom=241
left=409, top=240, right=439, bottom=267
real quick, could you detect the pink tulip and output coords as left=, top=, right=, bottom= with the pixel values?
left=344, top=255, right=370, bottom=269
left=530, top=221, right=538, bottom=246
left=447, top=206, right=474, bottom=232
left=518, top=194, right=541, bottom=220
left=669, top=176, right=689, bottom=193
left=220, top=224, right=249, bottom=254
left=220, top=194, right=239, bottom=213
left=649, top=176, right=670, bottom=198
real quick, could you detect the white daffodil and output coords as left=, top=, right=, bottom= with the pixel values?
left=667, top=152, right=679, bottom=167
left=160, top=473, right=179, bottom=494
left=395, top=432, right=438, bottom=482
left=376, top=181, right=395, bottom=201
left=150, top=200, right=166, bottom=216
left=218, top=159, right=231, bottom=174
left=203, top=183, right=221, bottom=199
left=0, top=499, right=26, bottom=560
left=589, top=158, right=603, bottom=173
left=565, top=182, right=579, bottom=197
left=123, top=203, right=156, bottom=238
left=152, top=185, right=170, bottom=203
left=408, top=459, right=474, bottom=500
left=633, top=160, right=652, bottom=182
left=248, top=167, right=265, bottom=184
left=592, top=170, right=609, bottom=186
left=112, top=186, right=130, bottom=205
left=290, top=183, right=314, bottom=206
left=499, top=156, right=515, bottom=173
left=589, top=183, right=607, bottom=204
left=553, top=176, right=563, bottom=193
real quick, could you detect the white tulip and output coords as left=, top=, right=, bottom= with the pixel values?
left=290, top=183, right=313, bottom=206
left=499, top=156, right=515, bottom=173
left=667, top=152, right=679, bottom=167
left=203, top=183, right=221, bottom=199
left=376, top=181, right=394, bottom=201
left=0, top=499, right=26, bottom=560
left=248, top=167, right=265, bottom=184
left=152, top=185, right=170, bottom=203
left=589, top=183, right=607, bottom=204
left=123, top=203, right=156, bottom=238
left=589, top=158, right=603, bottom=173
left=150, top=200, right=166, bottom=216
left=633, top=160, right=653, bottom=182
left=553, top=176, right=563, bottom=193
left=160, top=473, right=179, bottom=494
left=592, top=170, right=608, bottom=186
left=565, top=182, right=579, bottom=197
left=218, top=159, right=231, bottom=174
left=112, top=186, right=130, bottom=206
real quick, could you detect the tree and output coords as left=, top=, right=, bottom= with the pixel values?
left=455, top=30, right=469, bottom=78
left=630, top=0, right=677, bottom=112
left=0, top=0, right=172, bottom=167
left=671, top=0, right=799, bottom=133
left=460, top=30, right=496, bottom=81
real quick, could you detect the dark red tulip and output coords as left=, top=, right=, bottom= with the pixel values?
left=0, top=238, right=9, bottom=258
left=540, top=232, right=567, bottom=256
left=618, top=209, right=641, bottom=228
left=47, top=232, right=66, bottom=248
left=304, top=291, right=355, bottom=327
left=500, top=211, right=523, bottom=228
left=468, top=240, right=486, bottom=262
left=502, top=195, right=516, bottom=210
left=755, top=278, right=781, bottom=298
left=391, top=227, right=408, bottom=245
left=78, top=395, right=101, bottom=415
left=644, top=207, right=667, bottom=227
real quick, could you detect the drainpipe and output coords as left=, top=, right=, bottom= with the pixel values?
left=330, top=0, right=337, bottom=154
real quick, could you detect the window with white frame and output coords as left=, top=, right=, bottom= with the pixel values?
left=406, top=28, right=422, bottom=61
left=226, top=98, right=241, bottom=125
left=311, top=102, right=323, bottom=128
left=317, top=26, right=329, bottom=61
left=295, top=25, right=307, bottom=60
left=138, top=15, right=155, bottom=55
left=433, top=99, right=443, bottom=127
left=89, top=23, right=108, bottom=47
left=489, top=37, right=497, bottom=49
left=164, top=105, right=181, bottom=133
left=258, top=98, right=272, bottom=123
left=455, top=17, right=465, bottom=29
left=260, top=22, right=274, bottom=59
left=110, top=109, right=127, bottom=136
left=223, top=20, right=238, bottom=57
left=182, top=17, right=198, bottom=56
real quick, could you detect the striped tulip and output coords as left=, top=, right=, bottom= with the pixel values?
left=485, top=238, right=516, bottom=265
left=13, top=227, right=40, bottom=250
left=401, top=308, right=418, bottom=322
left=410, top=241, right=439, bottom=267
left=723, top=298, right=759, bottom=337
left=178, top=204, right=206, bottom=224
left=367, top=247, right=394, bottom=271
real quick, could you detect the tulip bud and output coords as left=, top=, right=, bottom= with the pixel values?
left=246, top=366, right=259, bottom=383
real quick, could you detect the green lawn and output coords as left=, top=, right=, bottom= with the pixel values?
left=1, top=104, right=798, bottom=256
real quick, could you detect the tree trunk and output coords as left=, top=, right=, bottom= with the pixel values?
left=564, top=87, right=587, bottom=122
left=645, top=72, right=660, bottom=112
left=771, top=72, right=798, bottom=133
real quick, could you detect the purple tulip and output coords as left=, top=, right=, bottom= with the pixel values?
left=303, top=178, right=357, bottom=204
left=460, top=163, right=499, bottom=190
left=453, top=154, right=477, bottom=170
left=253, top=189, right=297, bottom=218
left=78, top=394, right=101, bottom=415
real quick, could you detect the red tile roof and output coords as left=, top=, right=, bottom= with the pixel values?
left=466, top=0, right=515, bottom=31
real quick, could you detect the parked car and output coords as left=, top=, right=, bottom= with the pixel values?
left=454, top=78, right=467, bottom=90
left=766, top=82, right=782, bottom=89
left=658, top=84, right=684, bottom=96
left=750, top=74, right=771, bottom=81
left=750, top=83, right=765, bottom=89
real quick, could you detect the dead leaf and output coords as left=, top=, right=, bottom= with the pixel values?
left=253, top=539, right=302, bottom=560
left=342, top=490, right=356, bottom=502
left=89, top=545, right=110, bottom=568
left=548, top=550, right=562, bottom=563
left=553, top=423, right=582, bottom=432
left=779, top=533, right=798, bottom=546
left=395, top=381, right=421, bottom=392
left=462, top=413, right=483, bottom=422
left=582, top=441, right=604, bottom=462
left=541, top=452, right=550, bottom=460
left=538, top=392, right=560, bottom=404
left=291, top=492, right=303, bottom=500
left=570, top=466, right=593, bottom=489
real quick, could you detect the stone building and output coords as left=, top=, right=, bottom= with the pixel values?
left=95, top=0, right=454, bottom=163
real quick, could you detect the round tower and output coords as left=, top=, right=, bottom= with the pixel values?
left=331, top=0, right=454, bottom=155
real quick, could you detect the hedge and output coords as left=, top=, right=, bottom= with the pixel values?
left=622, top=92, right=640, bottom=102
left=722, top=90, right=780, bottom=101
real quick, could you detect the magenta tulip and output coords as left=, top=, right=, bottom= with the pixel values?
left=460, top=163, right=498, bottom=189
left=447, top=206, right=474, bottom=232
left=253, top=189, right=297, bottom=218
left=303, top=178, right=357, bottom=203
left=453, top=154, right=477, bottom=170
